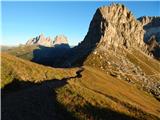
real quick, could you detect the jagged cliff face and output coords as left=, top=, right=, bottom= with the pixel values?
left=79, top=4, right=146, bottom=51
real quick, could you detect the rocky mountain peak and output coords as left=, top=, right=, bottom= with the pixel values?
left=79, top=3, right=146, bottom=51
left=26, top=33, right=52, bottom=47
left=98, top=4, right=133, bottom=23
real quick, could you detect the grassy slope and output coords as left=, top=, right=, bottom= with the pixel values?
left=57, top=66, right=160, bottom=120
left=83, top=47, right=160, bottom=98
left=127, top=48, right=160, bottom=78
left=1, top=52, right=77, bottom=88
left=3, top=45, right=38, bottom=60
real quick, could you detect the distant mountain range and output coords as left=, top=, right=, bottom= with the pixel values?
left=26, top=34, right=69, bottom=47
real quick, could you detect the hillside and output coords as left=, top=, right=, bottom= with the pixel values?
left=2, top=65, right=160, bottom=120
left=57, top=66, right=160, bottom=120
left=1, top=52, right=77, bottom=88
left=84, top=47, right=160, bottom=100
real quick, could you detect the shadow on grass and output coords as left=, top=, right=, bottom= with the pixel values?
left=1, top=79, right=138, bottom=120
left=1, top=79, right=76, bottom=120
left=1, top=68, right=85, bottom=120
left=1, top=66, right=137, bottom=120
left=79, top=103, right=137, bottom=120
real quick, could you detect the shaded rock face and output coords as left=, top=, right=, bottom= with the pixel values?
left=147, top=35, right=160, bottom=59
left=138, top=16, right=160, bottom=59
left=26, top=34, right=53, bottom=47
left=32, top=44, right=70, bottom=67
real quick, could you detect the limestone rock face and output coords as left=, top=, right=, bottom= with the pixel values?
left=78, top=3, right=146, bottom=51
left=26, top=33, right=53, bottom=47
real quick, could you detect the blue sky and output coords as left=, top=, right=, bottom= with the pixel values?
left=1, top=1, right=160, bottom=46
